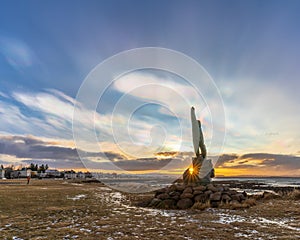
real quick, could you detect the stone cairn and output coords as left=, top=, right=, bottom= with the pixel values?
left=146, top=107, right=251, bottom=210
left=147, top=182, right=249, bottom=210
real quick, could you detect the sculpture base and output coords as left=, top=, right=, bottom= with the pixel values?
left=183, top=155, right=214, bottom=185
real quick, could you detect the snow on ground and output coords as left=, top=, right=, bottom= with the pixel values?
left=94, top=186, right=300, bottom=239
left=67, top=194, right=86, bottom=200
left=1, top=182, right=299, bottom=239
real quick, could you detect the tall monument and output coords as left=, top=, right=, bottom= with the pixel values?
left=183, top=107, right=214, bottom=184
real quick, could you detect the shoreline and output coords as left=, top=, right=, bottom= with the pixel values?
left=1, top=177, right=300, bottom=191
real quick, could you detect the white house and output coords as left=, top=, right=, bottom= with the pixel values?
left=0, top=169, right=5, bottom=179
left=45, top=169, right=61, bottom=178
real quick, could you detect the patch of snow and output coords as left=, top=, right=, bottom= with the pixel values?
left=234, top=233, right=250, bottom=238
left=79, top=228, right=92, bottom=233
left=251, top=217, right=300, bottom=232
left=213, top=211, right=300, bottom=232
left=12, top=237, right=24, bottom=240
left=214, top=213, right=247, bottom=224
left=98, top=186, right=112, bottom=191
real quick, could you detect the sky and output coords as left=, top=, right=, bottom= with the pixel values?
left=0, top=0, right=299, bottom=176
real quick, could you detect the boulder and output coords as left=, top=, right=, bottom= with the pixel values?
left=204, top=190, right=213, bottom=196
left=228, top=190, right=238, bottom=195
left=177, top=198, right=193, bottom=209
left=149, top=198, right=162, bottom=207
left=167, top=184, right=177, bottom=193
left=183, top=187, right=193, bottom=194
left=237, top=193, right=246, bottom=201
left=175, top=184, right=185, bottom=191
left=231, top=194, right=241, bottom=202
left=207, top=184, right=218, bottom=192
left=147, top=182, right=252, bottom=210
left=169, top=191, right=180, bottom=197
left=157, top=199, right=176, bottom=209
left=193, top=185, right=206, bottom=192
left=221, top=194, right=231, bottom=203
left=156, top=193, right=169, bottom=200
left=210, top=192, right=222, bottom=201
left=169, top=191, right=180, bottom=201
left=194, top=194, right=207, bottom=203
left=171, top=195, right=180, bottom=201
left=193, top=190, right=204, bottom=195
left=180, top=193, right=194, bottom=199
left=155, top=188, right=167, bottom=195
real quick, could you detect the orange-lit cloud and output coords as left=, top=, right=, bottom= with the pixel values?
left=0, top=134, right=299, bottom=177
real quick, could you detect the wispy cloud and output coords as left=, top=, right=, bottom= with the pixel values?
left=112, top=71, right=218, bottom=152
left=215, top=153, right=300, bottom=176
left=219, top=79, right=300, bottom=154
left=0, top=92, right=9, bottom=99
left=0, top=87, right=299, bottom=176
left=0, top=36, right=41, bottom=72
left=112, top=71, right=210, bottom=125
left=0, top=134, right=299, bottom=176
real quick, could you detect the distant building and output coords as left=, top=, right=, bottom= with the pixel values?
left=16, top=169, right=28, bottom=178
left=63, top=170, right=77, bottom=179
left=85, top=172, right=92, bottom=178
left=77, top=172, right=85, bottom=179
left=0, top=169, right=5, bottom=179
left=44, top=169, right=62, bottom=178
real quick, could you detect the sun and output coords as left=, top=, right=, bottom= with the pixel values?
left=189, top=167, right=194, bottom=175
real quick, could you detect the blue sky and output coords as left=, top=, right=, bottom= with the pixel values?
left=0, top=0, right=299, bottom=176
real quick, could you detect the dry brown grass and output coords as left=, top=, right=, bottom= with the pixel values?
left=191, top=200, right=210, bottom=210
left=243, top=197, right=257, bottom=206
left=0, top=179, right=299, bottom=240
left=285, top=189, right=300, bottom=200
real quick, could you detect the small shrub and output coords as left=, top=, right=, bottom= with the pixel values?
left=286, top=189, right=300, bottom=200
left=243, top=198, right=256, bottom=206
left=262, top=191, right=281, bottom=200
left=191, top=201, right=210, bottom=210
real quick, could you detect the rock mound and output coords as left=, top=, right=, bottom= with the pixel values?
left=148, top=183, right=253, bottom=210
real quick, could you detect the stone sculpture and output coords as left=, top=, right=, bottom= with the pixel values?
left=183, top=107, right=214, bottom=184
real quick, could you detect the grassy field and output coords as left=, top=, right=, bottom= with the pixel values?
left=0, top=179, right=299, bottom=240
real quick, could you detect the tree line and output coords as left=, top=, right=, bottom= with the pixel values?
left=1, top=163, right=49, bottom=173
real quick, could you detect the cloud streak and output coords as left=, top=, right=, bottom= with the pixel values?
left=0, top=86, right=299, bottom=176
left=215, top=153, right=300, bottom=176
left=0, top=134, right=299, bottom=176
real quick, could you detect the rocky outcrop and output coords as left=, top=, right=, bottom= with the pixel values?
left=147, top=183, right=253, bottom=210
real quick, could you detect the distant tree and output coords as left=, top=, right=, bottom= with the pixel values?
left=30, top=163, right=35, bottom=171
left=4, top=167, right=13, bottom=179
left=45, top=164, right=49, bottom=170
left=38, top=164, right=46, bottom=173
left=35, top=164, right=38, bottom=171
left=0, top=164, right=3, bottom=169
